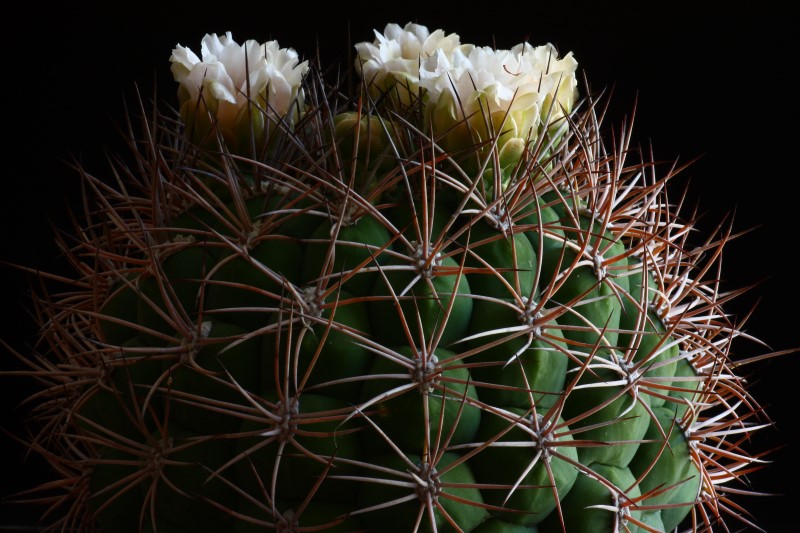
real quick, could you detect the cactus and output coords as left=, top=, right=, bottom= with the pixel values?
left=2, top=24, right=780, bottom=532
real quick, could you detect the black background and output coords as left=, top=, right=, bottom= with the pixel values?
left=2, top=2, right=797, bottom=531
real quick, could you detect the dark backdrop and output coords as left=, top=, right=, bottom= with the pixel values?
left=2, top=2, right=797, bottom=530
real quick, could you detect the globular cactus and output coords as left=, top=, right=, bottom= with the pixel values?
left=3, top=24, right=778, bottom=532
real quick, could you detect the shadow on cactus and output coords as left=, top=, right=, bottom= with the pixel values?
left=2, top=24, right=789, bottom=532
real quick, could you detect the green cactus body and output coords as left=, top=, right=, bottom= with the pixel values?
left=4, top=26, right=777, bottom=533
left=539, top=463, right=648, bottom=533
left=356, top=452, right=488, bottom=533
left=470, top=410, right=579, bottom=526
left=465, top=298, right=569, bottom=412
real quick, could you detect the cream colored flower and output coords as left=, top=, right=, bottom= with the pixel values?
left=419, top=42, right=578, bottom=157
left=355, top=22, right=468, bottom=104
left=354, top=24, right=579, bottom=175
left=514, top=42, right=579, bottom=127
left=170, top=32, right=309, bottom=151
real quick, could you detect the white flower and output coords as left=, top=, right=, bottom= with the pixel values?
left=355, top=22, right=469, bottom=104
left=420, top=42, right=578, bottom=151
left=170, top=32, right=309, bottom=150
left=354, top=24, right=579, bottom=169
left=513, top=42, right=579, bottom=125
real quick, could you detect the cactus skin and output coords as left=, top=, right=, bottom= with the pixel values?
left=3, top=47, right=774, bottom=533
